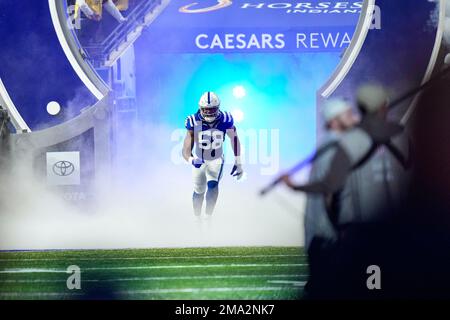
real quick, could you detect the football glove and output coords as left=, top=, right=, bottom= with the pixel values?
left=230, top=158, right=244, bottom=180
left=188, top=156, right=204, bottom=168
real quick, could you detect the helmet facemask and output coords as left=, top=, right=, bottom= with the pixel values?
left=200, top=106, right=219, bottom=123
left=199, top=91, right=221, bottom=122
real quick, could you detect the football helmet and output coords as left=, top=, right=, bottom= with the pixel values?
left=199, top=91, right=220, bottom=122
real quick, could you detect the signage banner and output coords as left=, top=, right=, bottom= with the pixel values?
left=143, top=0, right=360, bottom=53
left=46, top=152, right=81, bottom=186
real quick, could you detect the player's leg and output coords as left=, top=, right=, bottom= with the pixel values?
left=205, top=180, right=219, bottom=216
left=193, top=192, right=204, bottom=216
left=192, top=165, right=207, bottom=216
left=205, top=159, right=224, bottom=216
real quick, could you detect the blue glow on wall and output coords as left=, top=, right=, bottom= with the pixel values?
left=135, top=50, right=340, bottom=167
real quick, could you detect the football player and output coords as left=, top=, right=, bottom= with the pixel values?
left=182, top=91, right=244, bottom=217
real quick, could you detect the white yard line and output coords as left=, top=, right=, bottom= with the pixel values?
left=0, top=292, right=83, bottom=298
left=0, top=263, right=307, bottom=273
left=0, top=274, right=307, bottom=283
left=0, top=268, right=65, bottom=273
left=0, top=286, right=302, bottom=298
left=267, top=280, right=307, bottom=286
left=83, top=263, right=308, bottom=271
left=0, top=254, right=306, bottom=262
left=118, top=287, right=303, bottom=295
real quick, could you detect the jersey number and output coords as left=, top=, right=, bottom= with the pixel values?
left=198, top=131, right=224, bottom=150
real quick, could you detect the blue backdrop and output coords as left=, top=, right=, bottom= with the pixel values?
left=144, top=0, right=361, bottom=54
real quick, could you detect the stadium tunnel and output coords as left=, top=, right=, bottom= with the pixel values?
left=0, top=0, right=444, bottom=203
left=0, top=0, right=449, bottom=300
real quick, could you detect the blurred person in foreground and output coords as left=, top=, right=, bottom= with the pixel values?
left=283, top=84, right=410, bottom=196
left=282, top=84, right=412, bottom=298
left=282, top=98, right=358, bottom=298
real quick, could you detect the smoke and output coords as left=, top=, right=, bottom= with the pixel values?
left=0, top=118, right=304, bottom=250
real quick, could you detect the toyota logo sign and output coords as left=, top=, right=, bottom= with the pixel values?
left=52, top=161, right=75, bottom=177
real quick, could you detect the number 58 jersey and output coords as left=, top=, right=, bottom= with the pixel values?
left=185, top=111, right=235, bottom=161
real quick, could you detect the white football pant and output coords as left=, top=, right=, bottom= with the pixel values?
left=192, top=158, right=224, bottom=194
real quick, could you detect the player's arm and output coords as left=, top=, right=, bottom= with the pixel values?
left=282, top=145, right=352, bottom=194
left=226, top=126, right=244, bottom=179
left=183, top=116, right=203, bottom=168
left=226, top=126, right=241, bottom=158
left=182, top=130, right=194, bottom=162
left=183, top=129, right=203, bottom=168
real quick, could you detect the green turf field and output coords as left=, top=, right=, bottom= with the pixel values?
left=0, top=247, right=307, bottom=300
